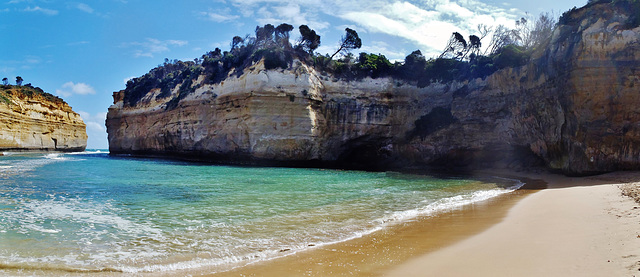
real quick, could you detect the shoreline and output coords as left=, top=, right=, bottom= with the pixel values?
left=385, top=171, right=640, bottom=277
left=197, top=171, right=640, bottom=277
left=193, top=173, right=546, bottom=277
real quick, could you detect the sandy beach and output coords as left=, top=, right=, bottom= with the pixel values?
left=205, top=172, right=640, bottom=277
left=385, top=172, right=640, bottom=277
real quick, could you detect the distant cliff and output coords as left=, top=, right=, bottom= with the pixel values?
left=0, top=85, right=87, bottom=152
left=106, top=1, right=640, bottom=175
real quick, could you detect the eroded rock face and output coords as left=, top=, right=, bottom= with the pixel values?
left=106, top=3, right=640, bottom=175
left=0, top=88, right=87, bottom=152
left=107, top=61, right=421, bottom=167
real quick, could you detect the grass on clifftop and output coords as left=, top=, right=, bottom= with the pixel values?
left=0, top=91, right=10, bottom=105
left=0, top=85, right=65, bottom=105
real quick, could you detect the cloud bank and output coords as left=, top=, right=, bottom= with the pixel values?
left=217, top=0, right=521, bottom=57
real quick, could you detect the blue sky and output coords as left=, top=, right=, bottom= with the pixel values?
left=1, top=0, right=586, bottom=149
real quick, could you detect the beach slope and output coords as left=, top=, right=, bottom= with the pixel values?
left=385, top=173, right=640, bottom=277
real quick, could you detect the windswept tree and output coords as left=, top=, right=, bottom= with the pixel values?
left=329, top=28, right=362, bottom=61
left=484, top=25, right=519, bottom=55
left=296, top=25, right=321, bottom=54
left=477, top=24, right=492, bottom=41
left=527, top=12, right=556, bottom=49
left=401, top=50, right=427, bottom=80
left=231, top=36, right=244, bottom=51
left=468, top=35, right=482, bottom=58
left=16, top=76, right=23, bottom=86
left=275, top=23, right=294, bottom=48
left=2, top=77, right=7, bottom=86
left=404, top=50, right=426, bottom=66
left=255, top=24, right=275, bottom=49
left=440, top=32, right=469, bottom=60
left=484, top=12, right=557, bottom=55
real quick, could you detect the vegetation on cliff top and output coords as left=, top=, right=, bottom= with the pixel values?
left=124, top=16, right=552, bottom=108
left=562, top=0, right=640, bottom=28
left=123, top=0, right=636, bottom=109
left=0, top=79, right=65, bottom=105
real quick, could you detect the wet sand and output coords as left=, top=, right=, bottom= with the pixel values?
left=385, top=172, right=640, bottom=277
left=203, top=172, right=640, bottom=277
left=200, top=175, right=544, bottom=276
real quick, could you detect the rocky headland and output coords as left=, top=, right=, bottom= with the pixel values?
left=106, top=1, right=640, bottom=176
left=0, top=85, right=87, bottom=152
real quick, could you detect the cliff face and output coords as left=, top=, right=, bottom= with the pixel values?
left=106, top=2, right=640, bottom=175
left=107, top=62, right=420, bottom=165
left=0, top=87, right=87, bottom=152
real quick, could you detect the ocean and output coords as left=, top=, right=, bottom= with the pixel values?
left=0, top=151, right=523, bottom=275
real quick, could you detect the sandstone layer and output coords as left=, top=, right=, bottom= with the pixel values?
left=0, top=87, right=87, bottom=152
left=106, top=3, right=640, bottom=175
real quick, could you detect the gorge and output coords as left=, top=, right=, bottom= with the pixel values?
left=106, top=1, right=640, bottom=176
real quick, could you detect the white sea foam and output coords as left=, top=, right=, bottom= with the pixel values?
left=44, top=153, right=76, bottom=161
left=376, top=178, right=524, bottom=225
left=112, top=179, right=526, bottom=274
left=0, top=154, right=527, bottom=275
left=0, top=155, right=61, bottom=176
left=20, top=198, right=163, bottom=237
left=23, top=224, right=61, bottom=234
left=67, top=150, right=108, bottom=155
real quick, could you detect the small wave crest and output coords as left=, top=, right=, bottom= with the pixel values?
left=0, top=153, right=69, bottom=176
left=67, top=150, right=108, bottom=155
left=44, top=153, right=66, bottom=160
left=375, top=177, right=524, bottom=225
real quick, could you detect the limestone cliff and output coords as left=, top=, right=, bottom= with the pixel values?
left=0, top=86, right=87, bottom=152
left=106, top=2, right=640, bottom=175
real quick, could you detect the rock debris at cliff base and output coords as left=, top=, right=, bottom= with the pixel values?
left=620, top=183, right=640, bottom=204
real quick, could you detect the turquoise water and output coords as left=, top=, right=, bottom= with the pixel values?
left=0, top=151, right=522, bottom=274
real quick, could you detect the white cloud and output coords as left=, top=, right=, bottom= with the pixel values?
left=333, top=0, right=520, bottom=57
left=24, top=6, right=58, bottom=15
left=77, top=110, right=90, bottom=120
left=259, top=4, right=329, bottom=30
left=76, top=3, right=94, bottom=14
left=85, top=121, right=106, bottom=132
left=122, top=38, right=189, bottom=58
left=0, top=56, right=42, bottom=72
left=317, top=39, right=407, bottom=61
left=56, top=82, right=96, bottom=97
left=24, top=55, right=41, bottom=64
left=222, top=0, right=522, bottom=58
left=77, top=111, right=107, bottom=132
left=67, top=41, right=90, bottom=47
left=199, top=8, right=239, bottom=22
left=361, top=41, right=407, bottom=61
left=228, top=0, right=329, bottom=30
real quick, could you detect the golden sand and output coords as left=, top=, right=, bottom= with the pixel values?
left=202, top=172, right=640, bottom=277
